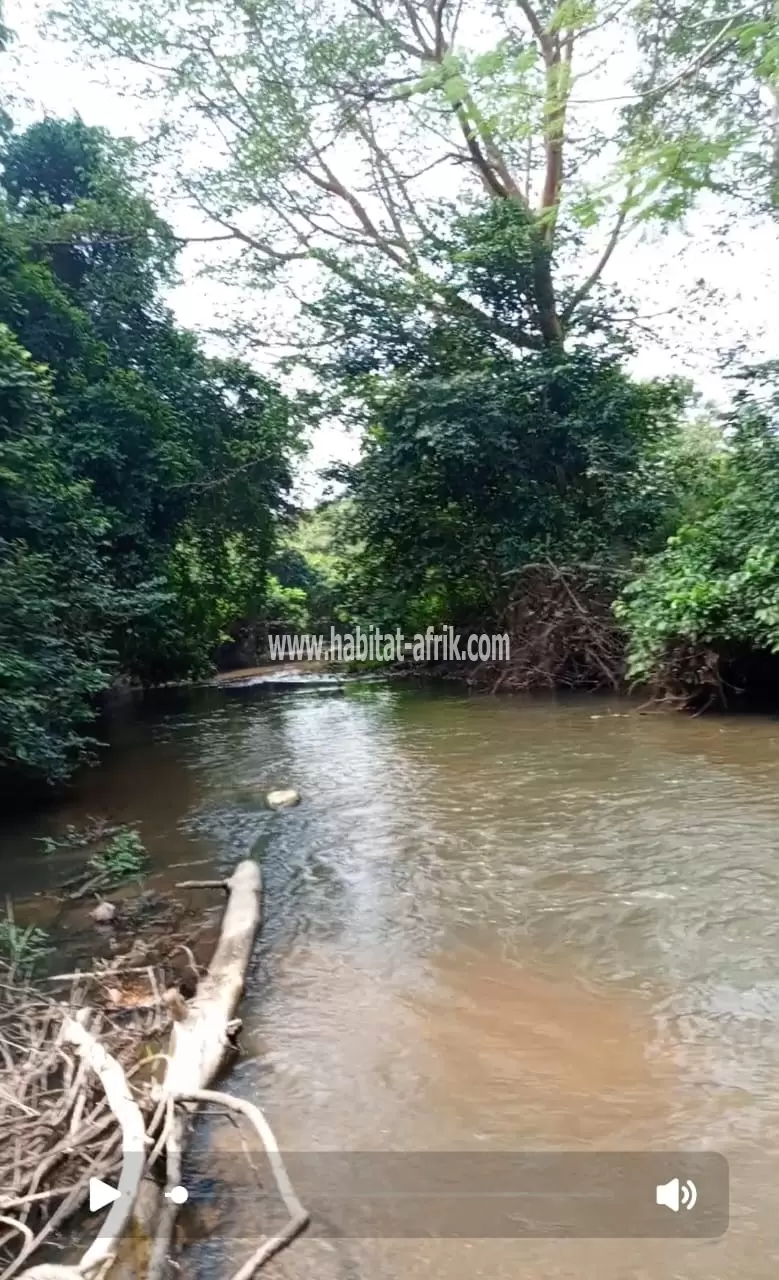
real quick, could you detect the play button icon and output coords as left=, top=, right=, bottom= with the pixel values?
left=89, top=1178, right=121, bottom=1213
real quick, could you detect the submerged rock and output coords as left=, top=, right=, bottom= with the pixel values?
left=265, top=788, right=301, bottom=810
left=90, top=900, right=116, bottom=924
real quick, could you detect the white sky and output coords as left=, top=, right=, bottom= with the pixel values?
left=4, top=0, right=778, bottom=503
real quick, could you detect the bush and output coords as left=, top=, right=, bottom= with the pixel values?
left=617, top=377, right=779, bottom=700
left=350, top=346, right=687, bottom=630
left=0, top=324, right=116, bottom=785
left=88, top=827, right=148, bottom=883
left=0, top=902, right=51, bottom=977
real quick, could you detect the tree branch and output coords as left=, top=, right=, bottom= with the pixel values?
left=297, top=149, right=411, bottom=268
left=562, top=197, right=632, bottom=323
left=516, top=0, right=551, bottom=53
left=571, top=14, right=740, bottom=105
left=352, top=0, right=428, bottom=59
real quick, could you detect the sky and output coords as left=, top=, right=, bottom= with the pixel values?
left=4, top=0, right=778, bottom=503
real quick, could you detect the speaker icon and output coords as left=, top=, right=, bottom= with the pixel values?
left=656, top=1176, right=697, bottom=1213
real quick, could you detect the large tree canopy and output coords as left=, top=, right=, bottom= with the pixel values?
left=53, top=0, right=779, bottom=352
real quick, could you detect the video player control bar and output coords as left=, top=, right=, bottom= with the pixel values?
left=181, top=1150, right=729, bottom=1239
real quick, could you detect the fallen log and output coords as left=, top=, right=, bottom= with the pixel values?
left=142, top=859, right=265, bottom=1279
left=164, top=860, right=262, bottom=1096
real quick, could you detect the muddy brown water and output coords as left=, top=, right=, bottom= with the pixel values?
left=3, top=679, right=779, bottom=1279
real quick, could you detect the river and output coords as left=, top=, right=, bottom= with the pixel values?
left=2, top=678, right=779, bottom=1280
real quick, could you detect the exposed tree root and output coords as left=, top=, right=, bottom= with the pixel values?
left=472, top=560, right=628, bottom=693
left=632, top=642, right=742, bottom=711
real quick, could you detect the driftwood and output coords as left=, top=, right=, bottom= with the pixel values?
left=8, top=1015, right=145, bottom=1280
left=0, top=965, right=172, bottom=1280
left=144, top=860, right=265, bottom=1280
left=6, top=859, right=307, bottom=1280
left=160, top=1090, right=309, bottom=1280
left=65, top=1013, right=146, bottom=1277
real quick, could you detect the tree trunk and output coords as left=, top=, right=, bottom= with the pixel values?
left=531, top=241, right=564, bottom=347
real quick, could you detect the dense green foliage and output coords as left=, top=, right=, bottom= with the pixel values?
left=306, top=203, right=689, bottom=634
left=348, top=345, right=685, bottom=630
left=268, top=501, right=360, bottom=629
left=49, top=0, right=779, bottom=706
left=1, top=0, right=778, bottom=765
left=0, top=118, right=298, bottom=787
left=0, top=323, right=115, bottom=782
left=617, top=375, right=779, bottom=696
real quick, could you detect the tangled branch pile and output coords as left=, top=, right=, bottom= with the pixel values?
left=0, top=861, right=308, bottom=1280
left=486, top=562, right=628, bottom=693
left=629, top=640, right=736, bottom=712
left=0, top=958, right=175, bottom=1279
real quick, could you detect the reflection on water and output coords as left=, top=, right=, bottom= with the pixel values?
left=3, top=682, right=779, bottom=1278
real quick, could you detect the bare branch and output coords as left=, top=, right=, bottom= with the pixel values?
left=571, top=14, right=740, bottom=105
left=562, top=197, right=633, bottom=323
left=516, top=0, right=551, bottom=54
left=297, top=149, right=411, bottom=267
left=399, top=0, right=436, bottom=55
left=180, top=182, right=310, bottom=263
left=352, top=0, right=428, bottom=58
left=63, top=1015, right=146, bottom=1277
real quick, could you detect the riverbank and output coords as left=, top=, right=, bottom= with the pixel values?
left=0, top=858, right=301, bottom=1280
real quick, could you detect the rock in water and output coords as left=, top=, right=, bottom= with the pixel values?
left=265, top=788, right=301, bottom=809
left=90, top=900, right=116, bottom=924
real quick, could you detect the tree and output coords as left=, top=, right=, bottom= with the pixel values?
left=45, top=0, right=779, bottom=705
left=0, top=117, right=301, bottom=682
left=2, top=117, right=178, bottom=364
left=0, top=117, right=300, bottom=784
left=0, top=322, right=117, bottom=787
left=54, top=0, right=777, bottom=353
left=616, top=364, right=779, bottom=703
left=627, top=0, right=779, bottom=216
left=268, top=499, right=361, bottom=628
left=348, top=337, right=687, bottom=629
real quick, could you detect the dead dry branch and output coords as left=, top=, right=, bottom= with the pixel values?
left=478, top=560, right=628, bottom=693
left=1, top=859, right=298, bottom=1280
left=0, top=960, right=172, bottom=1280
